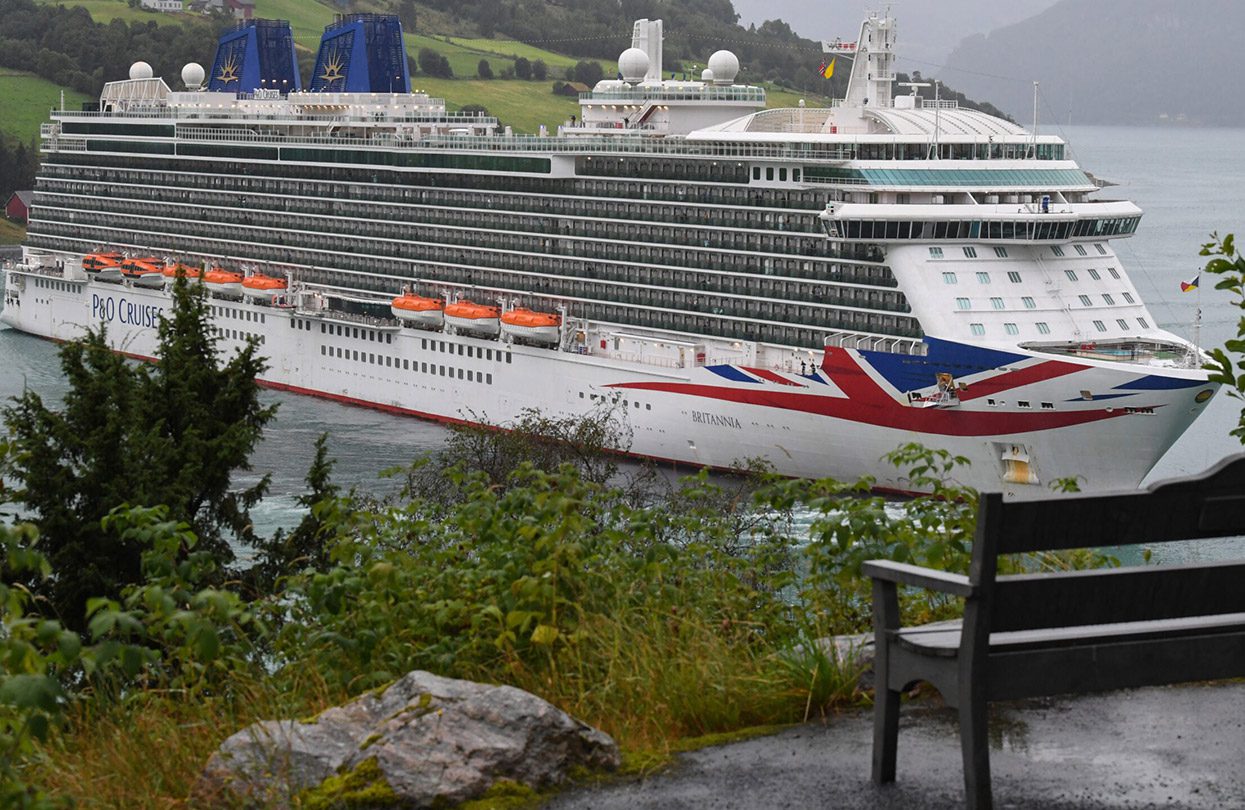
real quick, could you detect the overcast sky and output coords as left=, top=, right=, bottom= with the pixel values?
left=728, top=0, right=1062, bottom=71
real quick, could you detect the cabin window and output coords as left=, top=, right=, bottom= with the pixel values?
left=1117, top=319, right=1130, bottom=330
left=990, top=297, right=1004, bottom=310
left=962, top=247, right=977, bottom=258
left=1007, top=271, right=1022, bottom=283
left=993, top=246, right=1008, bottom=258
left=1051, top=246, right=1065, bottom=257
left=1078, top=295, right=1092, bottom=306
left=976, top=272, right=990, bottom=284
left=1093, top=320, right=1107, bottom=332
left=1102, top=293, right=1115, bottom=305
left=1123, top=292, right=1135, bottom=303
left=956, top=297, right=970, bottom=310
left=1022, top=297, right=1036, bottom=309
left=1036, top=322, right=1051, bottom=334
left=929, top=247, right=944, bottom=258
left=1065, top=270, right=1078, bottom=281
left=1004, top=323, right=1019, bottom=336
left=1074, top=245, right=1088, bottom=256
left=970, top=323, right=985, bottom=336
left=1138, top=317, right=1149, bottom=328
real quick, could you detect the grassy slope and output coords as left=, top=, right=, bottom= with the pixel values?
left=36, top=0, right=189, bottom=26
left=410, top=77, right=579, bottom=133
left=0, top=71, right=91, bottom=145
left=0, top=218, right=27, bottom=246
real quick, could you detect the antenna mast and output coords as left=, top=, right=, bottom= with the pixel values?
left=1031, top=81, right=1039, bottom=157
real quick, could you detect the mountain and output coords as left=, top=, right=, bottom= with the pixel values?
left=727, top=0, right=1060, bottom=70
left=943, top=0, right=1245, bottom=126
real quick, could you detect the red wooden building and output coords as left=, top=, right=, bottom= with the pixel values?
left=4, top=190, right=32, bottom=223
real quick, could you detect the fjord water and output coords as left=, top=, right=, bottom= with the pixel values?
left=1, top=124, right=1243, bottom=538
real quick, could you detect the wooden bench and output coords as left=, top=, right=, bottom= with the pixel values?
left=864, top=453, right=1245, bottom=809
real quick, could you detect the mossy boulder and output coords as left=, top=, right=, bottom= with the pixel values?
left=196, top=671, right=619, bottom=808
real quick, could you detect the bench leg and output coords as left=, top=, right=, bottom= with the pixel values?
left=872, top=685, right=900, bottom=783
left=959, top=696, right=993, bottom=810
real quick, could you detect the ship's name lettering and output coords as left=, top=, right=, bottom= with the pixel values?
left=91, top=294, right=163, bottom=328
left=691, top=410, right=742, bottom=429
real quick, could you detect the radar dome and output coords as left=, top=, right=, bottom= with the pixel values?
left=181, top=62, right=205, bottom=90
left=700, top=69, right=715, bottom=82
left=129, top=61, right=154, bottom=81
left=706, top=50, right=739, bottom=83
left=618, top=47, right=650, bottom=83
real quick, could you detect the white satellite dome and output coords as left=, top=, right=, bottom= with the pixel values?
left=706, top=50, right=739, bottom=83
left=181, top=62, right=205, bottom=90
left=700, top=68, right=715, bottom=82
left=129, top=61, right=154, bottom=81
left=618, top=47, right=650, bottom=83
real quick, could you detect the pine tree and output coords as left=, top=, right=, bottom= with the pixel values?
left=3, top=277, right=276, bottom=631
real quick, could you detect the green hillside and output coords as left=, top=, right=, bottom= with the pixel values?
left=0, top=71, right=91, bottom=144
left=35, top=0, right=189, bottom=25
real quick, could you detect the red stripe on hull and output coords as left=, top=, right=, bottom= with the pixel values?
left=955, top=360, right=1086, bottom=402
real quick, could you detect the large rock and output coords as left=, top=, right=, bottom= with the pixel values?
left=197, top=671, right=620, bottom=808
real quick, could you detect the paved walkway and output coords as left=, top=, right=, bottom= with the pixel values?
left=548, top=683, right=1245, bottom=809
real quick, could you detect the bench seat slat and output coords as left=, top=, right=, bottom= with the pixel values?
left=897, top=612, right=1245, bottom=654
left=992, top=561, right=1245, bottom=631
left=987, top=632, right=1245, bottom=701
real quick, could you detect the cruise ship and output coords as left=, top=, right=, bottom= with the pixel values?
left=1, top=12, right=1218, bottom=494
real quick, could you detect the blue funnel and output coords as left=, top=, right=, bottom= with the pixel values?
left=208, top=19, right=301, bottom=94
left=310, top=14, right=410, bottom=93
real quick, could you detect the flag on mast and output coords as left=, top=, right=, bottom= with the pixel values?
left=822, top=57, right=836, bottom=79
left=1180, top=274, right=1200, bottom=293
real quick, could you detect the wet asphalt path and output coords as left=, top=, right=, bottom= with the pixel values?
left=548, top=682, right=1245, bottom=809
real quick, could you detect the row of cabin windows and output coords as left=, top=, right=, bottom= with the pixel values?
left=44, top=153, right=828, bottom=212
left=213, top=325, right=264, bottom=343
left=32, top=276, right=81, bottom=293
left=582, top=391, right=652, bottom=410
left=751, top=166, right=802, bottom=183
left=38, top=172, right=826, bottom=237
left=941, top=269, right=1128, bottom=292
left=840, top=216, right=1138, bottom=242
left=35, top=209, right=909, bottom=310
left=211, top=304, right=265, bottom=324
left=576, top=156, right=750, bottom=184
left=956, top=292, right=1134, bottom=310
left=38, top=183, right=826, bottom=257
left=293, top=316, right=516, bottom=363
left=30, top=228, right=925, bottom=346
left=968, top=317, right=1149, bottom=337
left=319, top=343, right=496, bottom=384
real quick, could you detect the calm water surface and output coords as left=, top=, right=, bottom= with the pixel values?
left=2, top=125, right=1243, bottom=550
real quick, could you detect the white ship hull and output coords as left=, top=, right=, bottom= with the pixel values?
left=2, top=269, right=1215, bottom=496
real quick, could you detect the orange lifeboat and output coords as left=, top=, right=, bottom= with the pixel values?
left=203, top=268, right=244, bottom=295
left=162, top=261, right=202, bottom=282
left=83, top=252, right=123, bottom=281
left=391, top=294, right=444, bottom=328
left=241, top=273, right=288, bottom=300
left=500, top=308, right=561, bottom=344
left=120, top=257, right=166, bottom=288
left=443, top=299, right=501, bottom=337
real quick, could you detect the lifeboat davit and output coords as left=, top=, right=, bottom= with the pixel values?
left=162, top=261, right=202, bottom=283
left=203, top=268, right=244, bottom=295
left=120, top=257, right=167, bottom=288
left=241, top=273, right=288, bottom=300
left=83, top=252, right=123, bottom=282
left=443, top=299, right=501, bottom=337
left=500, top=308, right=561, bottom=344
left=391, top=294, right=444, bottom=328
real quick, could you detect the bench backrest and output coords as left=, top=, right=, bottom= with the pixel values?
left=971, top=453, right=1245, bottom=633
